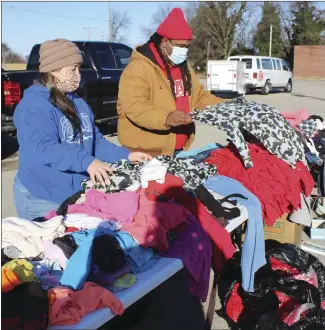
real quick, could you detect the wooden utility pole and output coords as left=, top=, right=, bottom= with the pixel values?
left=108, top=1, right=113, bottom=41
left=269, top=25, right=273, bottom=57
left=206, top=40, right=211, bottom=63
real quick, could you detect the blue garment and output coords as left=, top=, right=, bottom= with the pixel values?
left=204, top=175, right=266, bottom=292
left=14, top=85, right=129, bottom=204
left=305, top=152, right=322, bottom=165
left=31, top=259, right=62, bottom=290
left=175, top=143, right=221, bottom=159
left=13, top=175, right=60, bottom=220
left=115, top=231, right=159, bottom=274
left=60, top=228, right=158, bottom=290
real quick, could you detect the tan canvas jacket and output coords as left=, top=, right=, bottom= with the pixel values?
left=117, top=46, right=223, bottom=157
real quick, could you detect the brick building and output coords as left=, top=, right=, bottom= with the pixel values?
left=293, top=45, right=325, bottom=79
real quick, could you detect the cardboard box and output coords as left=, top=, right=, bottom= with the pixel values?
left=264, top=214, right=302, bottom=246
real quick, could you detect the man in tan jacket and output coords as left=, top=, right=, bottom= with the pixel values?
left=117, top=8, right=224, bottom=157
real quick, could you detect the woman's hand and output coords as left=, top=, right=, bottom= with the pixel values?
left=87, top=159, right=115, bottom=186
left=128, top=152, right=152, bottom=163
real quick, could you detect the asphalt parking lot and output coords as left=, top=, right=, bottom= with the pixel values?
left=1, top=79, right=324, bottom=330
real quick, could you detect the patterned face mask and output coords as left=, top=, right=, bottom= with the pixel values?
left=55, top=71, right=81, bottom=93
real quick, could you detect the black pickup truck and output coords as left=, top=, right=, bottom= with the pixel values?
left=1, top=41, right=133, bottom=158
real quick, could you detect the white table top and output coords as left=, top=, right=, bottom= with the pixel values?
left=48, top=257, right=184, bottom=330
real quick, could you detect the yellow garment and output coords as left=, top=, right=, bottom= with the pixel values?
left=112, top=273, right=136, bottom=289
left=2, top=259, right=36, bottom=283
left=117, top=47, right=223, bottom=157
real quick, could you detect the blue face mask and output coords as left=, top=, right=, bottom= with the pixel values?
left=165, top=40, right=188, bottom=65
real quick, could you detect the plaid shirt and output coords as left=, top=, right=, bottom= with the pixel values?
left=297, top=119, right=319, bottom=138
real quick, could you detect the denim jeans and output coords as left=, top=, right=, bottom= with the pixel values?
left=13, top=175, right=60, bottom=220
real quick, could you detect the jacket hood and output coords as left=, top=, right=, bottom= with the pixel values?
left=23, top=84, right=50, bottom=98
left=131, top=43, right=158, bottom=67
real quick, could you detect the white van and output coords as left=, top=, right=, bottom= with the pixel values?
left=227, top=55, right=293, bottom=95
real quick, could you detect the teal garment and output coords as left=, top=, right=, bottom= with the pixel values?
left=175, top=143, right=221, bottom=159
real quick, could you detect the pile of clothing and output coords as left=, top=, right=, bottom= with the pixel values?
left=218, top=241, right=325, bottom=330
left=282, top=110, right=325, bottom=218
left=2, top=156, right=238, bottom=329
left=2, top=98, right=322, bottom=330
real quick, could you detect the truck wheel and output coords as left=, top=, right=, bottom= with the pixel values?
left=261, top=81, right=271, bottom=95
left=284, top=80, right=292, bottom=93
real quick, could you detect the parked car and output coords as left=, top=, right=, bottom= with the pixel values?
left=1, top=41, right=133, bottom=159
left=228, top=55, right=293, bottom=95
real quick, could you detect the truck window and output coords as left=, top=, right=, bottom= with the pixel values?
left=229, top=58, right=240, bottom=61
left=96, top=50, right=116, bottom=70
left=79, top=49, right=92, bottom=69
left=241, top=58, right=252, bottom=69
left=256, top=58, right=261, bottom=69
left=262, top=58, right=272, bottom=70
left=111, top=44, right=132, bottom=69
left=28, top=45, right=41, bottom=70
left=276, top=59, right=281, bottom=70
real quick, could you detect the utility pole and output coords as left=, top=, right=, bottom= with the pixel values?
left=108, top=1, right=113, bottom=42
left=269, top=25, right=273, bottom=57
left=82, top=27, right=95, bottom=41
left=206, top=40, right=211, bottom=64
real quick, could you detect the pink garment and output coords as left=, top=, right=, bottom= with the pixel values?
left=281, top=109, right=309, bottom=128
left=43, top=240, right=68, bottom=269
left=45, top=210, right=58, bottom=220
left=123, top=189, right=192, bottom=251
left=68, top=190, right=139, bottom=224
left=49, top=281, right=124, bottom=325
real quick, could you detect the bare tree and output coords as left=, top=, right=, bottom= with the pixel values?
left=1, top=42, right=25, bottom=64
left=110, top=10, right=131, bottom=43
left=2, top=42, right=10, bottom=62
left=140, top=4, right=173, bottom=40
left=278, top=2, right=294, bottom=58
left=196, top=2, right=255, bottom=59
left=188, top=2, right=256, bottom=69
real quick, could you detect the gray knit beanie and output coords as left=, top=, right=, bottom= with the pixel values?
left=39, top=38, right=83, bottom=73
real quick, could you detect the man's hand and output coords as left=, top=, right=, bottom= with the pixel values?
left=166, top=110, right=193, bottom=127
left=87, top=159, right=115, bottom=186
left=128, top=152, right=152, bottom=163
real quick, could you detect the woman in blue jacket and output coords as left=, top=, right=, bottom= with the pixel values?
left=13, top=39, right=151, bottom=220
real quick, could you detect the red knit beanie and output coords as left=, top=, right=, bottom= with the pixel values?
left=157, top=8, right=192, bottom=40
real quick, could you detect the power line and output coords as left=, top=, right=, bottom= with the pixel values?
left=6, top=5, right=108, bottom=22
left=82, top=27, right=95, bottom=41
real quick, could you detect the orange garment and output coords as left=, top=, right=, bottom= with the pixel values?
left=48, top=281, right=124, bottom=326
left=1, top=268, right=21, bottom=292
